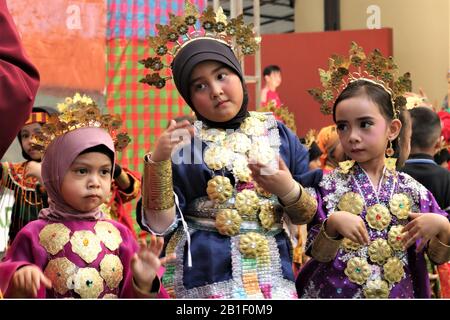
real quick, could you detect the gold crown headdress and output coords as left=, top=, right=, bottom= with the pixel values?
left=31, top=93, right=131, bottom=153
left=308, top=42, right=412, bottom=117
left=139, top=0, right=260, bottom=89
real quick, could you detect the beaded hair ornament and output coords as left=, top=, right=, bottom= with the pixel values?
left=31, top=93, right=131, bottom=153
left=308, top=42, right=412, bottom=118
left=139, top=0, right=260, bottom=89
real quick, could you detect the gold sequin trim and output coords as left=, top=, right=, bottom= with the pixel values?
left=73, top=268, right=104, bottom=298
left=95, top=221, right=123, bottom=251
left=338, top=192, right=364, bottom=215
left=388, top=225, right=404, bottom=251
left=70, top=230, right=102, bottom=263
left=206, top=176, right=233, bottom=203
left=235, top=189, right=260, bottom=220
left=43, top=258, right=77, bottom=295
left=39, top=223, right=71, bottom=255
left=363, top=279, right=390, bottom=298
left=368, top=238, right=393, bottom=265
left=344, top=257, right=371, bottom=285
left=389, top=193, right=411, bottom=220
left=366, top=204, right=391, bottom=231
left=383, top=257, right=404, bottom=284
left=215, top=209, right=242, bottom=236
left=239, top=232, right=269, bottom=258
left=100, top=254, right=124, bottom=290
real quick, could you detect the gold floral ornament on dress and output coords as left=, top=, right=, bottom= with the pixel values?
left=94, top=221, right=123, bottom=251
left=206, top=176, right=233, bottom=203
left=73, top=268, right=104, bottom=299
left=368, top=238, right=393, bottom=265
left=239, top=232, right=269, bottom=258
left=308, top=42, right=412, bottom=118
left=224, top=132, right=251, bottom=154
left=30, top=93, right=131, bottom=154
left=70, top=230, right=103, bottom=264
left=363, top=279, right=390, bottom=299
left=140, top=1, right=260, bottom=89
left=215, top=209, right=242, bottom=236
left=232, top=156, right=252, bottom=182
left=100, top=254, right=124, bottom=290
left=235, top=189, right=260, bottom=220
left=39, top=223, right=71, bottom=255
left=254, top=182, right=272, bottom=198
left=199, top=128, right=226, bottom=144
left=389, top=193, right=411, bottom=220
left=342, top=238, right=362, bottom=252
left=366, top=204, right=392, bottom=231
left=240, top=116, right=266, bottom=136
left=388, top=225, right=405, bottom=251
left=248, top=140, right=275, bottom=166
left=204, top=145, right=232, bottom=170
left=338, top=160, right=356, bottom=174
left=383, top=257, right=405, bottom=284
left=338, top=192, right=364, bottom=215
left=258, top=201, right=277, bottom=230
left=44, top=258, right=77, bottom=295
left=344, top=257, right=371, bottom=285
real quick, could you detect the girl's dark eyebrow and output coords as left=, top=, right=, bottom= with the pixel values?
left=190, top=65, right=226, bottom=84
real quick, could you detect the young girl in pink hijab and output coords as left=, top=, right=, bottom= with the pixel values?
left=0, top=100, right=170, bottom=299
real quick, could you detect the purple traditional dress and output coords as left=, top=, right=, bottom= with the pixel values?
left=296, top=161, right=447, bottom=298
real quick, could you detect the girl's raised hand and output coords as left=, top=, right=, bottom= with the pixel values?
left=151, top=120, right=194, bottom=162
left=131, top=235, right=175, bottom=293
left=11, top=265, right=52, bottom=298
left=402, top=212, right=449, bottom=252
left=327, top=211, right=370, bottom=245
left=248, top=157, right=295, bottom=198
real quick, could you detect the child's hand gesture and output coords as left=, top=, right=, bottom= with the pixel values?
left=24, top=161, right=43, bottom=184
left=131, top=235, right=175, bottom=293
left=402, top=212, right=449, bottom=252
left=248, top=157, right=295, bottom=198
left=327, top=211, right=370, bottom=245
left=11, top=265, right=52, bottom=298
left=151, top=120, right=194, bottom=162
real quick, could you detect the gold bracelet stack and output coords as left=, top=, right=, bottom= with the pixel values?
left=143, top=154, right=174, bottom=210
left=311, top=221, right=342, bottom=263
left=283, top=185, right=318, bottom=225
left=427, top=236, right=450, bottom=265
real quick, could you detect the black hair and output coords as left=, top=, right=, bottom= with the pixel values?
left=332, top=80, right=407, bottom=163
left=434, top=148, right=450, bottom=165
left=79, top=144, right=114, bottom=174
left=409, top=107, right=441, bottom=150
left=299, top=138, right=322, bottom=161
left=263, top=65, right=281, bottom=77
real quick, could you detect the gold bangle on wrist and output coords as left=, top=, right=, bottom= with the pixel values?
left=311, top=220, right=342, bottom=262
left=143, top=154, right=174, bottom=210
left=428, top=236, right=450, bottom=264
left=283, top=184, right=318, bottom=224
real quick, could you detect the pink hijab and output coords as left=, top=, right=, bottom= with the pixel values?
left=39, top=127, right=115, bottom=221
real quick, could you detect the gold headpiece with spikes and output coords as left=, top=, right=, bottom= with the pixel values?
left=308, top=42, right=412, bottom=117
left=304, top=129, right=318, bottom=150
left=139, top=0, right=260, bottom=89
left=31, top=93, right=131, bottom=153
left=258, top=101, right=297, bottom=133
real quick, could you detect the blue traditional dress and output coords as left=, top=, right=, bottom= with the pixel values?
left=296, top=162, right=447, bottom=298
left=138, top=112, right=320, bottom=298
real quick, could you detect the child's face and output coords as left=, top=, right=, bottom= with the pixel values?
left=20, top=123, right=42, bottom=161
left=265, top=71, right=282, bottom=88
left=61, top=152, right=112, bottom=212
left=335, top=95, right=400, bottom=166
left=189, top=60, right=244, bottom=123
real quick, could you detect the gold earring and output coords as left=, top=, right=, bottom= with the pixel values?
left=385, top=140, right=394, bottom=157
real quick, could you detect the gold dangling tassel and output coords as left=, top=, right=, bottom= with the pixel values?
left=384, top=140, right=397, bottom=171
